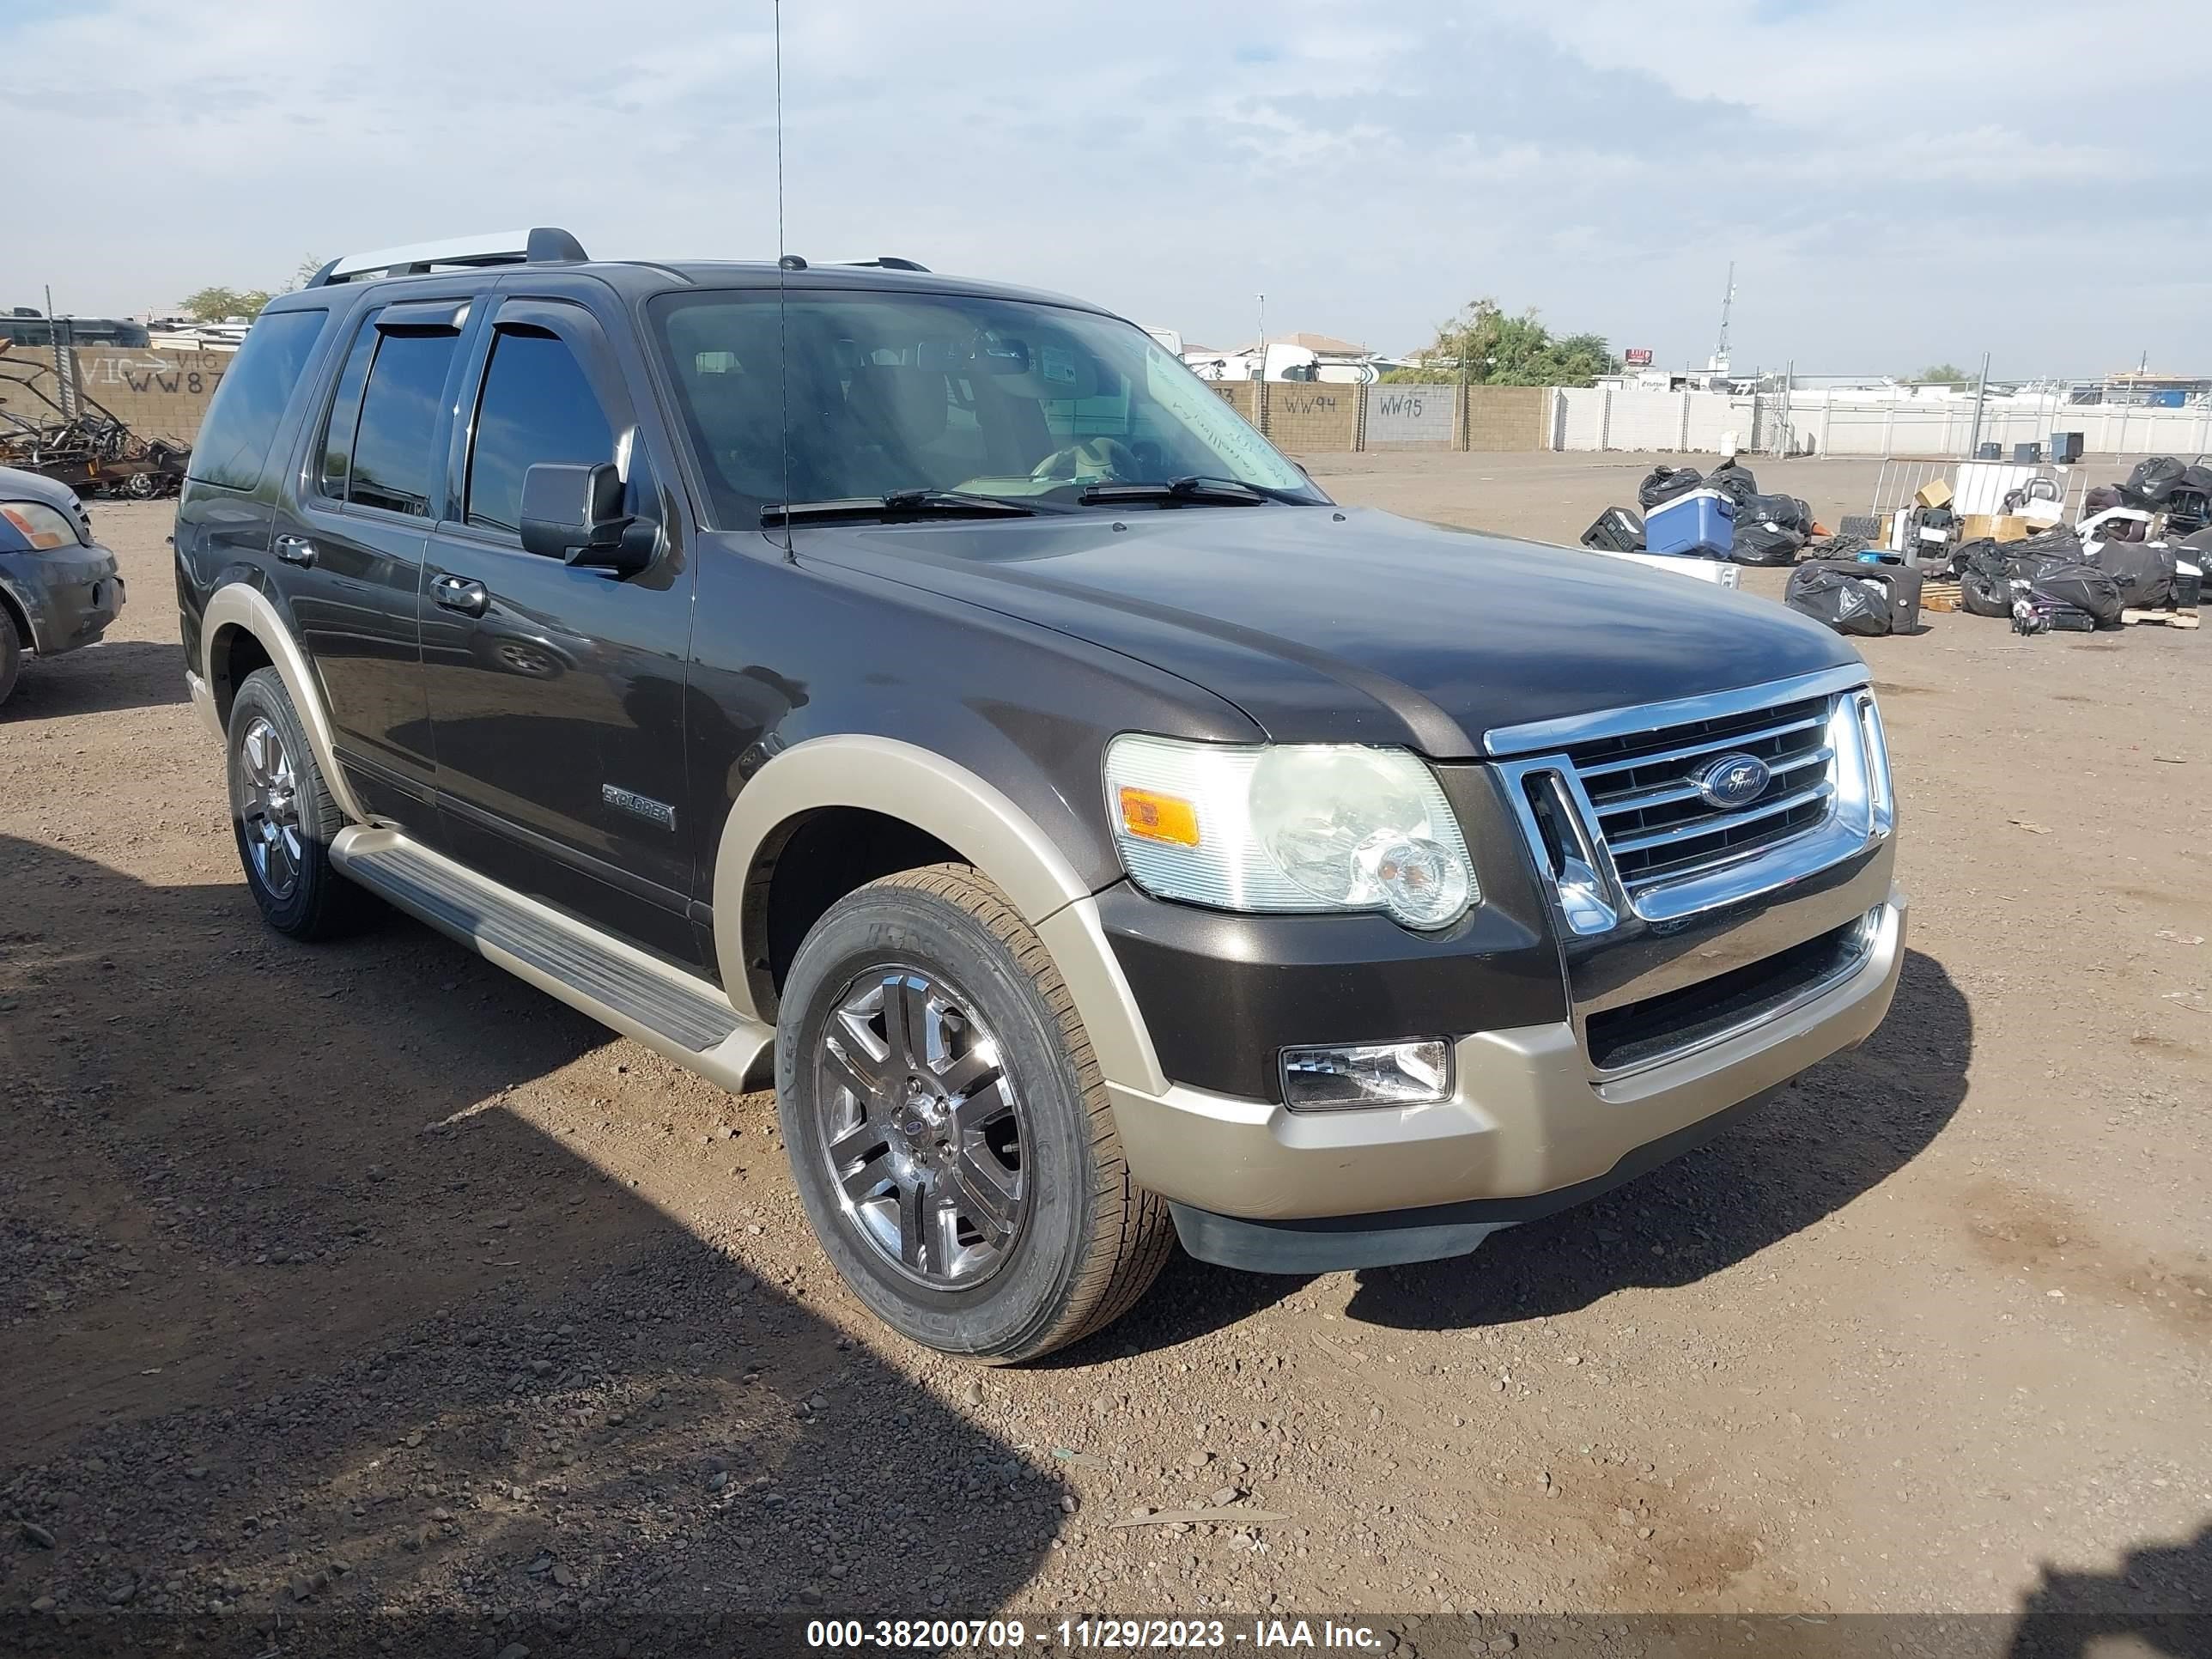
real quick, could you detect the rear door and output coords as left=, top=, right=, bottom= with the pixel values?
left=274, top=294, right=477, bottom=821
left=173, top=304, right=333, bottom=676
left=419, top=291, right=702, bottom=966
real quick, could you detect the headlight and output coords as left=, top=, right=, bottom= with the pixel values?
left=1103, top=735, right=1476, bottom=928
left=0, top=501, right=82, bottom=550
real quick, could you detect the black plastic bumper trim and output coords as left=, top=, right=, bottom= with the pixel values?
left=1167, top=1086, right=1777, bottom=1274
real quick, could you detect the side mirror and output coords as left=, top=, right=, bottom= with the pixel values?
left=519, top=462, right=644, bottom=571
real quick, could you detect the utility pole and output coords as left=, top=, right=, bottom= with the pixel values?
left=45, top=282, right=78, bottom=417
left=1964, top=349, right=1991, bottom=460
left=1255, top=293, right=1266, bottom=380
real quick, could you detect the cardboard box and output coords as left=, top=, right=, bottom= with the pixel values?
left=1960, top=513, right=2031, bottom=543
left=1915, top=478, right=1954, bottom=511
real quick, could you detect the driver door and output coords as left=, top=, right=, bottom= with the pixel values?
left=419, top=295, right=702, bottom=966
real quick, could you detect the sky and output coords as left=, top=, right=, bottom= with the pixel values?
left=9, top=0, right=2209, bottom=378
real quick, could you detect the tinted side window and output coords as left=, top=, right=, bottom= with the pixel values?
left=349, top=332, right=460, bottom=517
left=185, top=309, right=327, bottom=491
left=465, top=331, right=615, bottom=537
left=315, top=319, right=378, bottom=500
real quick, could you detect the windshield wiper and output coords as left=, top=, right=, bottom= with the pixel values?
left=762, top=490, right=1037, bottom=526
left=1076, top=475, right=1267, bottom=507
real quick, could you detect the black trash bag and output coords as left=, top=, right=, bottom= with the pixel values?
left=1705, top=463, right=1759, bottom=504
left=1638, top=465, right=1704, bottom=510
left=2121, top=456, right=2185, bottom=507
left=2183, top=464, right=2212, bottom=494
left=1784, top=563, right=1891, bottom=635
left=2087, top=539, right=2176, bottom=609
left=1813, top=533, right=1871, bottom=561
left=1956, top=538, right=2014, bottom=617
left=1744, top=491, right=1813, bottom=535
left=1732, top=521, right=1805, bottom=566
left=2026, top=561, right=2124, bottom=627
left=2010, top=525, right=2086, bottom=566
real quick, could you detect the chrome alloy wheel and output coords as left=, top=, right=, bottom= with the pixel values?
left=814, top=966, right=1027, bottom=1287
left=237, top=714, right=305, bottom=900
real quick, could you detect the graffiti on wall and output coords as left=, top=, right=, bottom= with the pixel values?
left=77, top=353, right=227, bottom=398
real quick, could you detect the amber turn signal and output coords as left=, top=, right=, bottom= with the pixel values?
left=1117, top=786, right=1200, bottom=847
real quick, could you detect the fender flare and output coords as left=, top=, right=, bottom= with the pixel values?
left=709, top=734, right=1167, bottom=1095
left=198, top=582, right=373, bottom=824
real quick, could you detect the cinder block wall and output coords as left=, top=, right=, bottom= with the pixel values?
left=1463, top=386, right=1546, bottom=453
left=71, top=349, right=232, bottom=443
left=1209, top=381, right=1259, bottom=422
left=1261, top=385, right=1358, bottom=451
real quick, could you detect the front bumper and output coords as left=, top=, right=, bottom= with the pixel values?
left=2, top=544, right=124, bottom=655
left=1106, top=890, right=1906, bottom=1267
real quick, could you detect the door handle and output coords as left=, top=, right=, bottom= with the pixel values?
left=431, top=574, right=490, bottom=617
left=275, top=534, right=318, bottom=568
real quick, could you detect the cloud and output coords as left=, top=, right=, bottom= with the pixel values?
left=9, top=0, right=2209, bottom=375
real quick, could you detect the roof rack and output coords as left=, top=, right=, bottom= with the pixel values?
left=829, top=256, right=931, bottom=272
left=307, top=227, right=590, bottom=288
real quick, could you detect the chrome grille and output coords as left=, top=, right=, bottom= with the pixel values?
left=1564, top=693, right=1837, bottom=890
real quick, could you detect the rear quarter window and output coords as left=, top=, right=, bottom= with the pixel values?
left=185, top=309, right=330, bottom=492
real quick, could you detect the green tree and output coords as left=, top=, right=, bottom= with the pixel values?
left=292, top=254, right=326, bottom=290
left=1909, top=362, right=1969, bottom=385
left=1384, top=298, right=1619, bottom=387
left=177, top=285, right=273, bottom=323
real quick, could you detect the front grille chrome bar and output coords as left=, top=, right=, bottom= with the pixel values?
left=1492, top=675, right=1889, bottom=939
left=1604, top=780, right=1834, bottom=858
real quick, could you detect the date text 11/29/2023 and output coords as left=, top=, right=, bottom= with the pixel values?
left=805, top=1619, right=1390, bottom=1650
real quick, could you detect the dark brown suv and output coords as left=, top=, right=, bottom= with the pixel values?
left=175, top=228, right=1905, bottom=1359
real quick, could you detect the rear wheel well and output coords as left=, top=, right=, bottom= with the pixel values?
left=208, top=624, right=273, bottom=732
left=747, top=807, right=961, bottom=1019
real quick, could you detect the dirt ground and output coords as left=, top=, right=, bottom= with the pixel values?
left=3, top=465, right=2208, bottom=1654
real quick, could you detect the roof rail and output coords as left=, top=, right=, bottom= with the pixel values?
left=307, top=227, right=590, bottom=288
left=829, top=256, right=931, bottom=272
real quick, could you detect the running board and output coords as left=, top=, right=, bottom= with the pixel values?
left=330, top=826, right=774, bottom=1092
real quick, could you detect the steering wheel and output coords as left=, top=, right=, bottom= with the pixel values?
left=1030, top=436, right=1142, bottom=484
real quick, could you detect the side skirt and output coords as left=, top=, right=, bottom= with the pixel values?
left=330, top=825, right=775, bottom=1092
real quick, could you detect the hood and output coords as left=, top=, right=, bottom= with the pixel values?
left=796, top=505, right=1861, bottom=757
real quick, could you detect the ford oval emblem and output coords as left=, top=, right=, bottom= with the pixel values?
left=1696, top=753, right=1771, bottom=810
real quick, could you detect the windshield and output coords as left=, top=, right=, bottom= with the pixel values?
left=648, top=289, right=1326, bottom=524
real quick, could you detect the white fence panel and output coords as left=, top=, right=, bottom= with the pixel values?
left=1555, top=387, right=1607, bottom=450
left=1545, top=386, right=2209, bottom=459
left=1683, top=394, right=1753, bottom=451
left=1364, top=384, right=1456, bottom=445
left=1603, top=390, right=1686, bottom=450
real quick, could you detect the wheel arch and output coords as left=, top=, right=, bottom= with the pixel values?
left=198, top=582, right=371, bottom=824
left=0, top=574, right=34, bottom=657
left=712, top=735, right=1167, bottom=1096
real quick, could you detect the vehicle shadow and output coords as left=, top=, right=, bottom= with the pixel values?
left=0, top=834, right=1054, bottom=1656
left=1095, top=947, right=1970, bottom=1353
left=2007, top=1519, right=2210, bottom=1657
left=1347, top=946, right=1971, bottom=1331
left=1, top=639, right=187, bottom=722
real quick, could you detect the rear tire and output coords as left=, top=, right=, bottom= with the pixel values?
left=226, top=666, right=370, bottom=939
left=776, top=863, right=1174, bottom=1361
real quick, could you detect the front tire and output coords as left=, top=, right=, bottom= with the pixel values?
left=0, top=605, right=21, bottom=708
left=776, top=864, right=1174, bottom=1361
left=226, top=666, right=369, bottom=939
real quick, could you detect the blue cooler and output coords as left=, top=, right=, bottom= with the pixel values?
left=1644, top=487, right=1736, bottom=558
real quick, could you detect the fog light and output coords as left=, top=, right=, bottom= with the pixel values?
left=1280, top=1039, right=1452, bottom=1111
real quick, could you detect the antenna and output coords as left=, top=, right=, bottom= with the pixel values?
left=773, top=0, right=794, bottom=556
left=1711, top=261, right=1735, bottom=374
